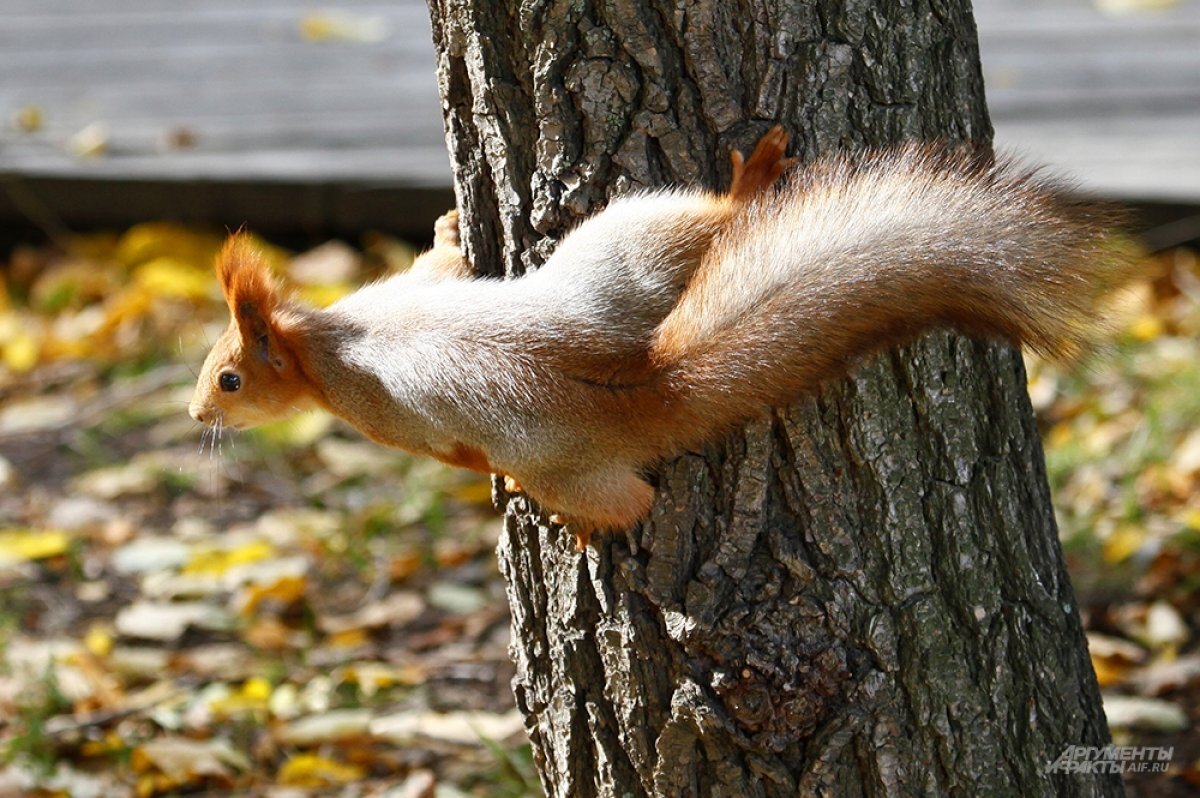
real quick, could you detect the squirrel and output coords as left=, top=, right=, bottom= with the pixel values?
left=189, top=127, right=1135, bottom=548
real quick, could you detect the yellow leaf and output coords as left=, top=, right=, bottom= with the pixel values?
left=1046, top=422, right=1074, bottom=449
left=298, top=283, right=354, bottom=307
left=2, top=330, right=39, bottom=371
left=1182, top=508, right=1200, bottom=532
left=1103, top=525, right=1146, bottom=565
left=182, top=539, right=275, bottom=576
left=277, top=753, right=365, bottom=788
left=81, top=731, right=126, bottom=758
left=1127, top=314, right=1165, bottom=342
left=114, top=222, right=222, bottom=270
left=327, top=628, right=370, bottom=649
left=133, top=257, right=214, bottom=301
left=1089, top=654, right=1130, bottom=688
left=210, top=677, right=273, bottom=717
left=98, top=288, right=154, bottom=337
left=238, top=575, right=308, bottom=616
left=85, top=624, right=115, bottom=658
left=243, top=676, right=273, bottom=702
left=252, top=411, right=333, bottom=448
left=0, top=529, right=70, bottom=565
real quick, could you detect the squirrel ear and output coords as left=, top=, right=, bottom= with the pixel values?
left=236, top=301, right=283, bottom=366
left=215, top=233, right=287, bottom=366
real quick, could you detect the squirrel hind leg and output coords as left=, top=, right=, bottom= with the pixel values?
left=524, top=469, right=656, bottom=550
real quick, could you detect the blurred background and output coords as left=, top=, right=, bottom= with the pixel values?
left=0, top=1, right=1197, bottom=796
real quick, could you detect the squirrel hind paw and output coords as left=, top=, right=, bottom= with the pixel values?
left=728, top=125, right=794, bottom=202
left=433, top=210, right=461, bottom=248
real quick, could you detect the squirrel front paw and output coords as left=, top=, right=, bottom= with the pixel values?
left=433, top=209, right=461, bottom=249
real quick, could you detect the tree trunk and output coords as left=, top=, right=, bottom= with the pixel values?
left=424, top=1, right=1120, bottom=795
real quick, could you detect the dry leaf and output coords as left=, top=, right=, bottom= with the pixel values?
left=132, top=736, right=247, bottom=781
left=277, top=708, right=373, bottom=745
left=0, top=529, right=70, bottom=565
left=277, top=753, right=365, bottom=788
left=114, top=600, right=232, bottom=642
left=1102, top=694, right=1189, bottom=732
left=67, top=122, right=110, bottom=159
left=370, top=708, right=525, bottom=747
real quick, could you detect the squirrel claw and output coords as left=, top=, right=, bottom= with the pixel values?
left=503, top=475, right=524, bottom=494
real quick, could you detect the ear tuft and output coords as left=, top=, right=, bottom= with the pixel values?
left=216, top=233, right=280, bottom=319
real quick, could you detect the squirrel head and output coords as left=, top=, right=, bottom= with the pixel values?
left=189, top=235, right=321, bottom=430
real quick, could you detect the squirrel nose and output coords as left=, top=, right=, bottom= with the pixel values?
left=189, top=403, right=209, bottom=424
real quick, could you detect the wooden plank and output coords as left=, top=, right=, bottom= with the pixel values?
left=0, top=0, right=1198, bottom=239
left=974, top=0, right=1200, bottom=203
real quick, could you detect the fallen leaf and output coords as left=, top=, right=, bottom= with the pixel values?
left=370, top=709, right=525, bottom=746
left=83, top=624, right=114, bottom=658
left=242, top=616, right=303, bottom=651
left=318, top=591, right=424, bottom=634
left=1143, top=600, right=1189, bottom=651
left=236, top=575, right=308, bottom=616
left=316, top=437, right=401, bottom=477
left=1102, top=524, right=1148, bottom=565
left=252, top=411, right=333, bottom=448
left=277, top=753, right=365, bottom=788
left=133, top=257, right=213, bottom=301
left=114, top=600, right=232, bottom=642
left=1102, top=694, right=1189, bottom=732
left=0, top=395, right=78, bottom=435
left=1130, top=654, right=1200, bottom=696
left=182, top=539, right=275, bottom=577
left=394, top=769, right=437, bottom=798
left=0, top=528, right=70, bottom=565
left=337, top=661, right=425, bottom=696
left=132, top=736, right=247, bottom=781
left=1172, top=427, right=1200, bottom=476
left=67, top=121, right=110, bottom=159
left=112, top=537, right=191, bottom=574
left=277, top=708, right=373, bottom=745
left=208, top=677, right=273, bottom=718
left=289, top=240, right=361, bottom=285
left=73, top=461, right=159, bottom=500
left=427, top=581, right=488, bottom=615
left=1, top=328, right=38, bottom=371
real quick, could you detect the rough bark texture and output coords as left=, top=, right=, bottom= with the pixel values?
left=424, top=1, right=1120, bottom=796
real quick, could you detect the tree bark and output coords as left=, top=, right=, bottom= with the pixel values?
left=425, top=1, right=1120, bottom=795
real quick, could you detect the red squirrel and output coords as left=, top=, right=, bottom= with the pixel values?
left=189, top=128, right=1134, bottom=547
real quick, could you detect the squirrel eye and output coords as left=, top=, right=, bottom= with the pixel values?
left=219, top=372, right=242, bottom=392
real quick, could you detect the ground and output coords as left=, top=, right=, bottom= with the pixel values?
left=0, top=224, right=1196, bottom=796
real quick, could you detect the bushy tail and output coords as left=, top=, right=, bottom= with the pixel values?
left=650, top=145, right=1139, bottom=447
